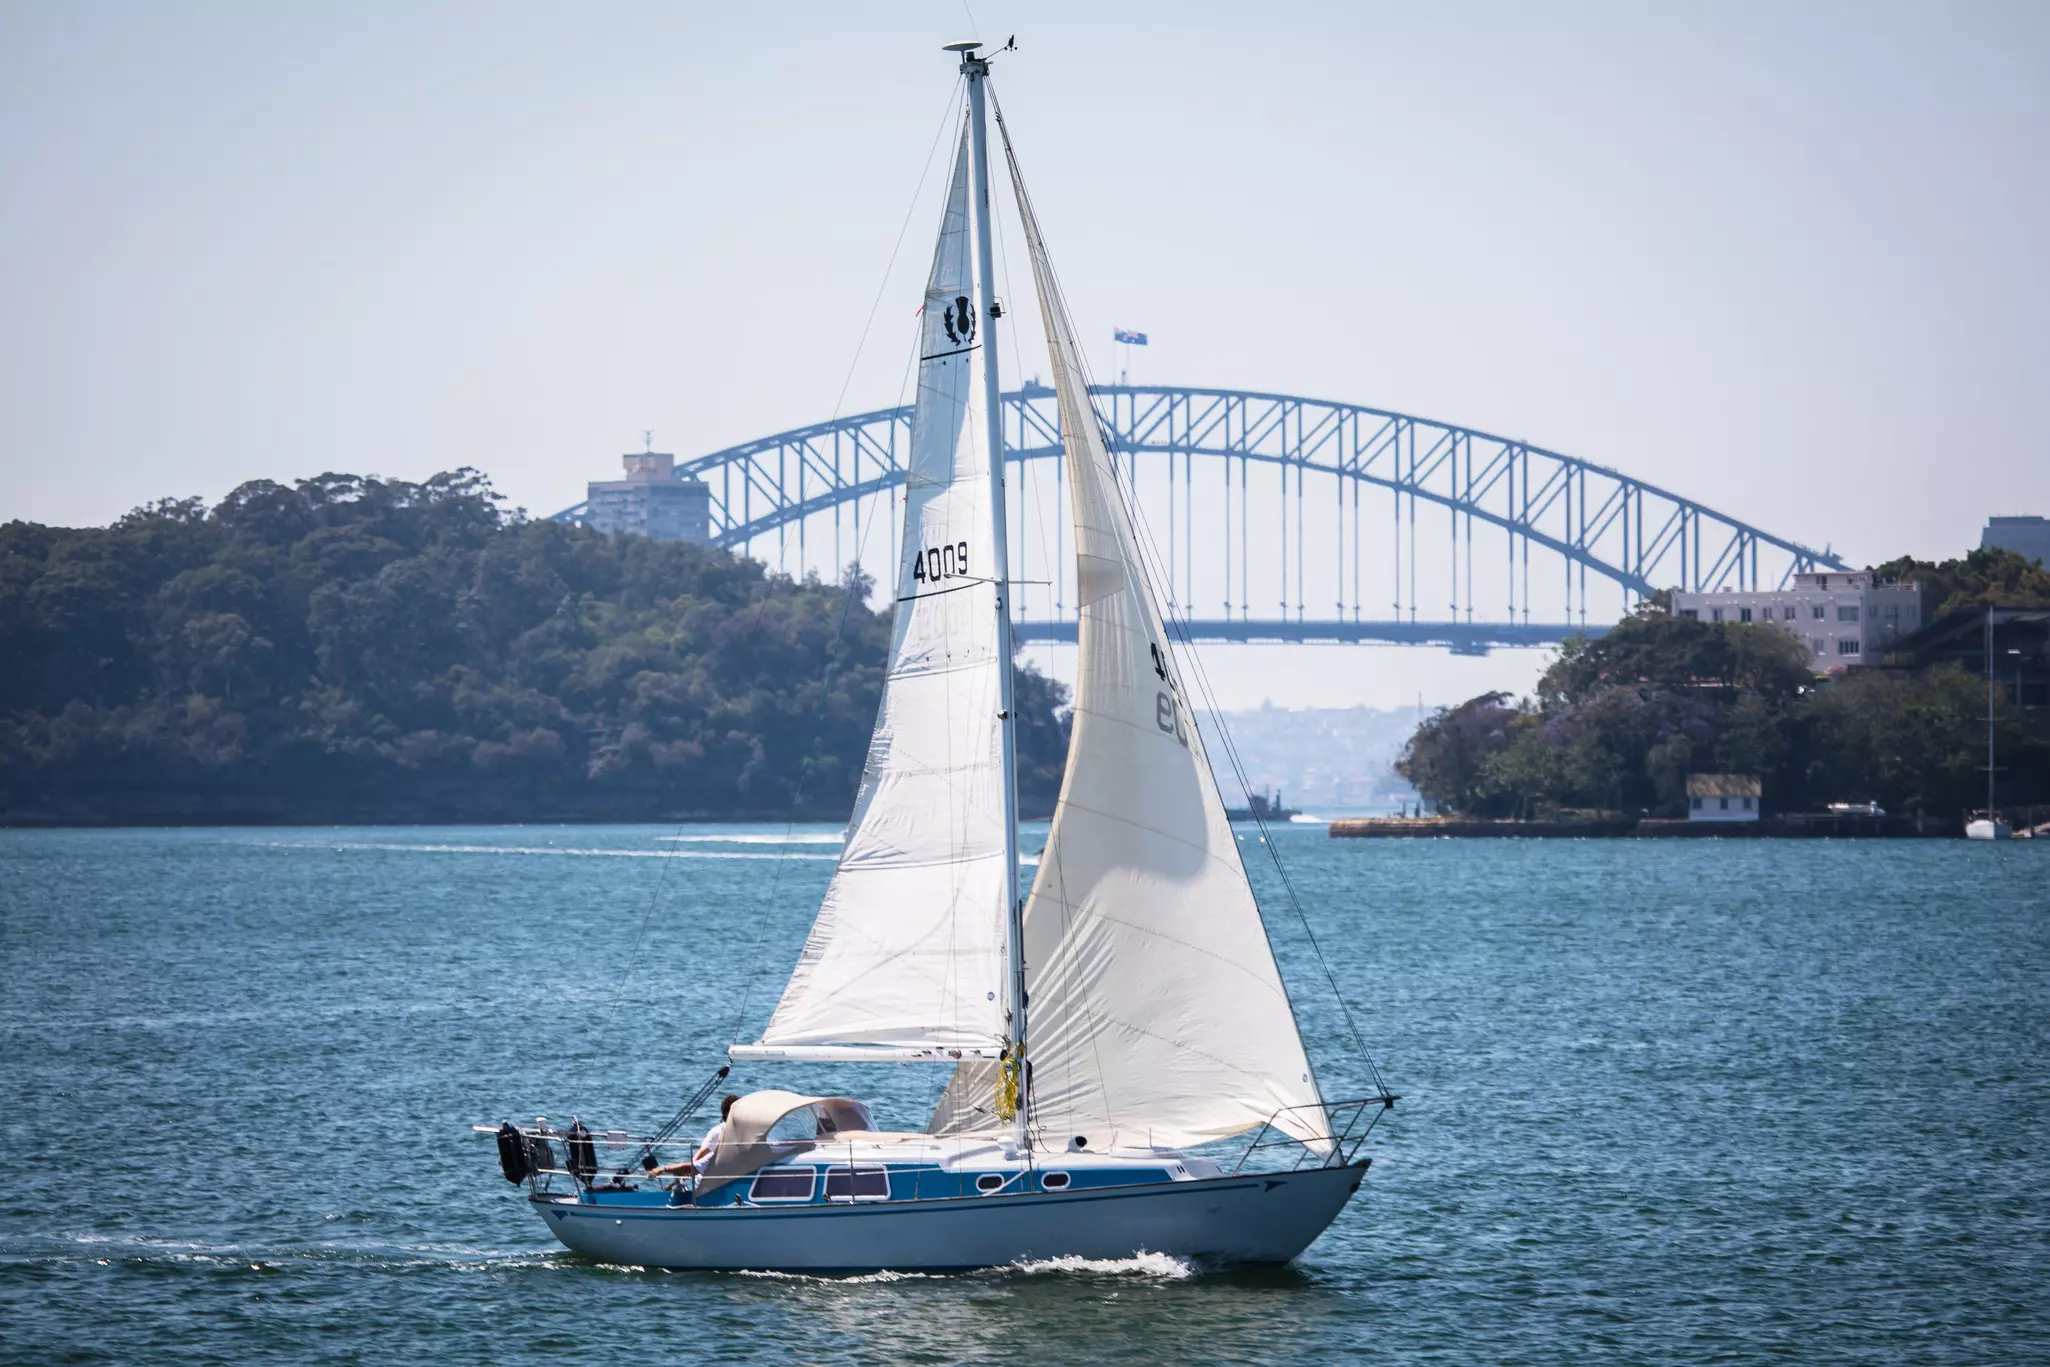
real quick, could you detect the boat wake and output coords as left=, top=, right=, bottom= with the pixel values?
left=1001, top=1252, right=1196, bottom=1280
left=729, top=1253, right=1194, bottom=1284
left=736, top=1268, right=941, bottom=1284
left=42, top=1233, right=648, bottom=1276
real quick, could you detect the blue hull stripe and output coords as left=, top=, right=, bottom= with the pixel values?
left=536, top=1167, right=1358, bottom=1226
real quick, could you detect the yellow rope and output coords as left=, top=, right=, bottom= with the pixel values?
left=994, top=1048, right=1021, bottom=1122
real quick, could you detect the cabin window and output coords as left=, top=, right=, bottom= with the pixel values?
left=1742, top=797, right=1754, bottom=810
left=1719, top=797, right=1729, bottom=811
left=823, top=1166, right=890, bottom=1200
left=748, top=1168, right=816, bottom=1201
left=1041, top=1171, right=1071, bottom=1190
left=976, top=1173, right=1005, bottom=1194
left=1690, top=796, right=1702, bottom=810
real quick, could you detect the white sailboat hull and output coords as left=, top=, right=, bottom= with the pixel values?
left=532, top=1163, right=1369, bottom=1272
left=1966, top=818, right=2012, bottom=841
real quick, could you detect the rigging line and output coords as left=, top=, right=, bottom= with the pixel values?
left=990, top=85, right=1388, bottom=1101
left=721, top=91, right=969, bottom=1053
left=722, top=562, right=877, bottom=1048
left=721, top=80, right=967, bottom=1032
left=724, top=98, right=970, bottom=1050
left=830, top=79, right=967, bottom=428
left=987, top=139, right=1054, bottom=637
left=1134, top=469, right=1389, bottom=1092
left=597, top=82, right=966, bottom=1072
left=625, top=1063, right=731, bottom=1175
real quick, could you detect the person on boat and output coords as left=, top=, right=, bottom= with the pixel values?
left=642, top=1094, right=740, bottom=1177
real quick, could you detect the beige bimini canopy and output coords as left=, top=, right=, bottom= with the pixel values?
left=695, top=1091, right=874, bottom=1194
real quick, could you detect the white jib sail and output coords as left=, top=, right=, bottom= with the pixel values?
left=738, top=127, right=1009, bottom=1056
left=938, top=105, right=1329, bottom=1151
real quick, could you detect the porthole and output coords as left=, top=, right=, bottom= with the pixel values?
left=976, top=1173, right=1004, bottom=1193
left=1042, top=1171, right=1070, bottom=1190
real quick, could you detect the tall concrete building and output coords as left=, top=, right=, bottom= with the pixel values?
left=1672, top=570, right=1924, bottom=669
left=1981, top=515, right=2050, bottom=567
left=585, top=450, right=711, bottom=544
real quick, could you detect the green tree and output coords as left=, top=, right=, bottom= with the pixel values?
left=0, top=471, right=1072, bottom=824
left=1871, top=547, right=2050, bottom=611
left=1395, top=692, right=1516, bottom=814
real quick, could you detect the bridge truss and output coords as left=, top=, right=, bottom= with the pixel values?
left=556, top=384, right=1845, bottom=652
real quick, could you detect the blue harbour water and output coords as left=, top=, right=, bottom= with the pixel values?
left=2, top=823, right=2046, bottom=1364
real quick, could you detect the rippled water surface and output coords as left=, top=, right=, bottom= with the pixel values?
left=4, top=825, right=2047, bottom=1364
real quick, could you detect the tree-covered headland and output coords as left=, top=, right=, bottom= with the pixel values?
left=0, top=471, right=1070, bottom=824
left=1398, top=551, right=2050, bottom=820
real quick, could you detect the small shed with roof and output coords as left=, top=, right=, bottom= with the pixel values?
left=1687, top=774, right=1762, bottom=822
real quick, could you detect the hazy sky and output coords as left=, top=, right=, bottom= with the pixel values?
left=4, top=1, right=2046, bottom=709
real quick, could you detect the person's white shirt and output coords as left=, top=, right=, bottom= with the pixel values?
left=692, top=1120, right=728, bottom=1170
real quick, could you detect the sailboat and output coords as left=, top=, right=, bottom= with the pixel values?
left=482, top=42, right=1393, bottom=1273
left=1967, top=605, right=2012, bottom=841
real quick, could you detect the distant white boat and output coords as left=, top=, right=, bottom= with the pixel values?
left=481, top=41, right=1391, bottom=1274
left=1965, top=817, right=2012, bottom=842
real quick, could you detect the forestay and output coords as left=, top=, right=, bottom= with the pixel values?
left=735, top=127, right=1009, bottom=1058
left=935, top=101, right=1330, bottom=1152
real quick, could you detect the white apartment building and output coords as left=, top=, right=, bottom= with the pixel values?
left=1671, top=570, right=1923, bottom=669
left=586, top=450, right=712, bottom=544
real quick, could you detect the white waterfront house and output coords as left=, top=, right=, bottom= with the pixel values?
left=1687, top=774, right=1762, bottom=823
left=1671, top=571, right=1923, bottom=668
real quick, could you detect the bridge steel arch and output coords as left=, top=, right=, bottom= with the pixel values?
left=556, top=384, right=1846, bottom=652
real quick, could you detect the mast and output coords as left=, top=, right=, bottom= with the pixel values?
left=954, top=40, right=1028, bottom=1146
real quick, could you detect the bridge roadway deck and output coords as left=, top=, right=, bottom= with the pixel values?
left=1011, top=618, right=1603, bottom=651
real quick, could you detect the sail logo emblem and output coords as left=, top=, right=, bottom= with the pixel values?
left=1150, top=641, right=1190, bottom=748
left=942, top=296, right=976, bottom=346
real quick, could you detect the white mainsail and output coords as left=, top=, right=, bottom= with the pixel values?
left=735, top=127, right=1010, bottom=1058
left=937, top=105, right=1330, bottom=1151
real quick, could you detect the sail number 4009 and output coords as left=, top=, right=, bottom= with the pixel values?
left=912, top=542, right=971, bottom=583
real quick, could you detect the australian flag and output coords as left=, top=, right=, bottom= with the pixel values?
left=1113, top=328, right=1148, bottom=345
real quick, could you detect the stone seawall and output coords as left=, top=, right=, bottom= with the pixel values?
left=1329, top=815, right=1964, bottom=838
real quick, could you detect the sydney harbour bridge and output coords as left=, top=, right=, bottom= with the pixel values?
left=557, top=384, right=1845, bottom=655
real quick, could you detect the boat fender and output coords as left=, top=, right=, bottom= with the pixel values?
left=495, top=1121, right=531, bottom=1184
left=564, top=1119, right=597, bottom=1187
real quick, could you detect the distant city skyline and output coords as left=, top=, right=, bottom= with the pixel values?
left=4, top=1, right=2045, bottom=708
